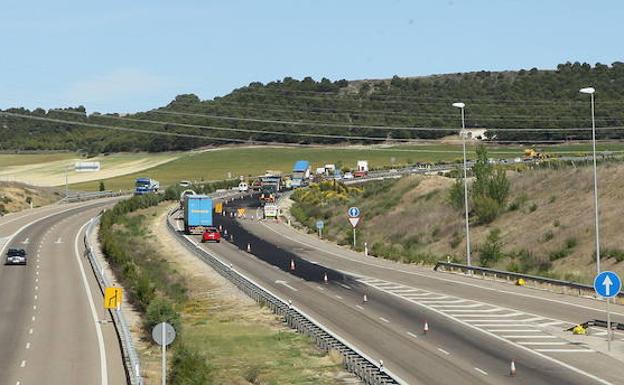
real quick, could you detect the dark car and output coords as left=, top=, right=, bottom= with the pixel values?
left=6, top=248, right=27, bottom=265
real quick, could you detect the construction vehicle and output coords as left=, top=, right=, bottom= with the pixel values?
left=523, top=148, right=550, bottom=161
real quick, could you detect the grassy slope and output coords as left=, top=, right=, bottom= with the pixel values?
left=70, top=142, right=624, bottom=192
left=0, top=152, right=76, bottom=167
left=142, top=203, right=346, bottom=385
left=0, top=181, right=62, bottom=213
left=293, top=163, right=624, bottom=284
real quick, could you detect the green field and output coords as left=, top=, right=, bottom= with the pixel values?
left=68, top=143, right=624, bottom=191
left=0, top=152, right=76, bottom=167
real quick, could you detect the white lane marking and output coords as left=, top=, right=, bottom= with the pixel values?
left=474, top=323, right=537, bottom=327
left=35, top=278, right=38, bottom=283
left=432, top=303, right=483, bottom=308
left=20, top=360, right=26, bottom=368
left=28, top=329, right=33, bottom=334
left=34, top=295, right=37, bottom=300
left=445, top=308, right=505, bottom=313
left=316, top=285, right=325, bottom=291
left=32, top=305, right=37, bottom=310
left=55, top=237, right=63, bottom=244
left=274, top=280, right=298, bottom=291
left=355, top=305, right=364, bottom=310
left=502, top=335, right=557, bottom=339
left=406, top=331, right=418, bottom=339
left=36, top=264, right=39, bottom=269
left=539, top=320, right=568, bottom=327
left=518, top=342, right=570, bottom=346
left=454, top=312, right=524, bottom=318
left=31, top=316, right=35, bottom=321
left=339, top=283, right=352, bottom=290
left=486, top=329, right=539, bottom=332
left=36, top=272, right=39, bottom=276
left=260, top=221, right=624, bottom=318
left=420, top=299, right=465, bottom=304
left=25, top=343, right=30, bottom=349
left=21, top=238, right=29, bottom=244
left=74, top=220, right=108, bottom=385
left=535, top=349, right=595, bottom=353
left=437, top=347, right=450, bottom=355
left=379, top=317, right=390, bottom=323
left=335, top=295, right=343, bottom=300
left=16, top=381, right=21, bottom=385
left=474, top=367, right=488, bottom=376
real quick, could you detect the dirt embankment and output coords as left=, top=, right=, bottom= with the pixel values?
left=0, top=182, right=62, bottom=214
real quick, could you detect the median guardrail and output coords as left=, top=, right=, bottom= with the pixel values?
left=434, top=261, right=624, bottom=302
left=60, top=190, right=128, bottom=204
left=167, top=207, right=403, bottom=385
left=84, top=217, right=143, bottom=385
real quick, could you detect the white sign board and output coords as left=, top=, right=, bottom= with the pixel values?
left=75, top=161, right=101, bottom=172
left=348, top=217, right=360, bottom=228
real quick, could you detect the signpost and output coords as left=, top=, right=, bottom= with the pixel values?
left=347, top=207, right=361, bottom=248
left=593, top=271, right=622, bottom=351
left=316, top=220, right=324, bottom=238
left=104, top=287, right=123, bottom=310
left=152, top=322, right=176, bottom=385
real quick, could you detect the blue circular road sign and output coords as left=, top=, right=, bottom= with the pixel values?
left=316, top=220, right=324, bottom=229
left=348, top=207, right=361, bottom=218
left=593, top=271, right=622, bottom=298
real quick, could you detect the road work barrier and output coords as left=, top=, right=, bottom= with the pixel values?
left=84, top=217, right=143, bottom=385
left=434, top=261, right=624, bottom=303
left=167, top=208, right=403, bottom=385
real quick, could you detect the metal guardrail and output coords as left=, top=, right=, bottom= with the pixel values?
left=84, top=217, right=143, bottom=385
left=60, top=190, right=128, bottom=203
left=434, top=261, right=623, bottom=300
left=167, top=208, right=403, bottom=385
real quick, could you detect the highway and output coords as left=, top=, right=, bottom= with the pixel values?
left=0, top=199, right=126, bottom=385
left=169, top=195, right=624, bottom=385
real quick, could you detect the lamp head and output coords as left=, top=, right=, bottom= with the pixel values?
left=579, top=87, right=595, bottom=94
left=452, top=102, right=465, bottom=108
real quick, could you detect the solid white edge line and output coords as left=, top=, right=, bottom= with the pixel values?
left=259, top=221, right=624, bottom=317
left=365, top=282, right=615, bottom=385
left=74, top=220, right=108, bottom=385
left=437, top=347, right=450, bottom=355
left=474, top=367, right=488, bottom=375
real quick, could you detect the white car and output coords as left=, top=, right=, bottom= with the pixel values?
left=343, top=172, right=354, bottom=180
left=238, top=182, right=249, bottom=192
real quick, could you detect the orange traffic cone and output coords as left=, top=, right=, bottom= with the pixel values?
left=424, top=321, right=429, bottom=335
left=290, top=259, right=295, bottom=271
left=510, top=360, right=516, bottom=376
left=247, top=243, right=251, bottom=252
left=324, top=272, right=328, bottom=284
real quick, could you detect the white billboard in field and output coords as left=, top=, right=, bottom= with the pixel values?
left=75, top=161, right=101, bottom=172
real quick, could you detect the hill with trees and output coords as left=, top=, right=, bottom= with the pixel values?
left=2, top=61, right=624, bottom=153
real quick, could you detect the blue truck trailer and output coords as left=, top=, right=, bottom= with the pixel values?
left=291, top=160, right=310, bottom=188
left=184, top=195, right=213, bottom=234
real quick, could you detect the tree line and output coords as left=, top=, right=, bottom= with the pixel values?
left=2, top=61, right=624, bottom=154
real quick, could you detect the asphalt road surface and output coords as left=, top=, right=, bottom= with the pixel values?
left=0, top=199, right=126, bottom=385
left=171, top=194, right=624, bottom=385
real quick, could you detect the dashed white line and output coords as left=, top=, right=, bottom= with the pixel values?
left=31, top=316, right=35, bottom=321
left=20, top=360, right=26, bottom=368
left=28, top=329, right=33, bottom=335
left=33, top=305, right=37, bottom=310
left=474, top=367, right=488, bottom=376
left=437, top=347, right=450, bottom=355
left=25, top=343, right=30, bottom=349
left=339, top=283, right=351, bottom=290
left=379, top=317, right=390, bottom=323
left=406, top=331, right=418, bottom=339
left=355, top=305, right=365, bottom=310
left=34, top=295, right=37, bottom=300
left=335, top=295, right=343, bottom=300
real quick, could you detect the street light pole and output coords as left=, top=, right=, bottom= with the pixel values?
left=580, top=87, right=600, bottom=274
left=452, top=102, right=471, bottom=267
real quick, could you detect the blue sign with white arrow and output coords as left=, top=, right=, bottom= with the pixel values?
left=593, top=271, right=622, bottom=298
left=348, top=207, right=361, bottom=218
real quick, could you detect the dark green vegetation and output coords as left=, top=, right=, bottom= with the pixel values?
left=3, top=61, right=624, bottom=152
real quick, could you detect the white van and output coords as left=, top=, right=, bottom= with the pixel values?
left=238, top=182, right=249, bottom=192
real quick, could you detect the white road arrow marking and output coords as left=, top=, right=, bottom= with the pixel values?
left=21, top=238, right=29, bottom=244
left=275, top=280, right=298, bottom=291
left=603, top=275, right=613, bottom=297
left=55, top=238, right=63, bottom=244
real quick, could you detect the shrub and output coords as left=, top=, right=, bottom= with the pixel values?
left=549, top=195, right=556, bottom=203
left=447, top=177, right=465, bottom=210
left=145, top=297, right=182, bottom=335
left=478, top=228, right=503, bottom=267
left=542, top=230, right=554, bottom=242
left=473, top=195, right=501, bottom=224
left=449, top=232, right=462, bottom=249
left=553, top=219, right=560, bottom=227
left=529, top=202, right=538, bottom=212
left=602, top=248, right=624, bottom=262
left=169, top=345, right=213, bottom=385
left=565, top=237, right=577, bottom=249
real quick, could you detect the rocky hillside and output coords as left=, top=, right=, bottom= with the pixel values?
left=0, top=182, right=62, bottom=214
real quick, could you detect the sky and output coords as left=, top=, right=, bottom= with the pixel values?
left=1, top=0, right=622, bottom=113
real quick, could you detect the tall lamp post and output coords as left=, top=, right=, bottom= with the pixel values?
left=580, top=87, right=601, bottom=274
left=452, top=102, right=471, bottom=267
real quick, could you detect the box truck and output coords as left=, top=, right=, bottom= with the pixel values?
left=184, top=195, right=213, bottom=234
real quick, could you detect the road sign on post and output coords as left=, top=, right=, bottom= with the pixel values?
left=104, top=287, right=123, bottom=310
left=316, top=220, right=324, bottom=238
left=347, top=207, right=361, bottom=248
left=593, top=271, right=622, bottom=352
left=152, top=322, right=176, bottom=385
